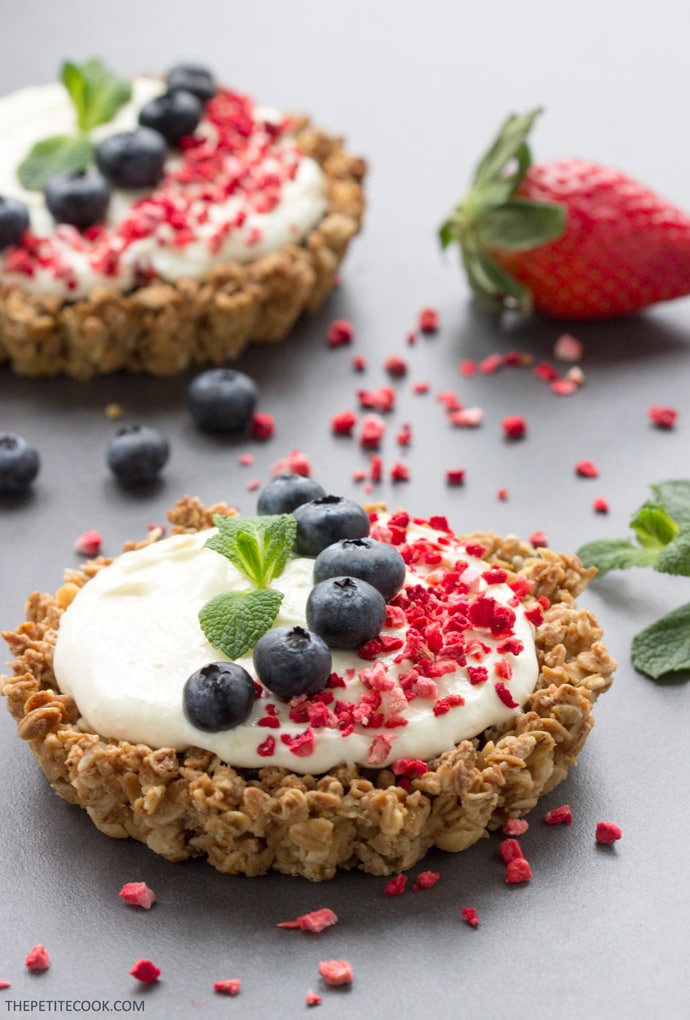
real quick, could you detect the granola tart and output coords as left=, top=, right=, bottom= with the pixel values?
left=0, top=66, right=366, bottom=379
left=1, top=497, right=616, bottom=881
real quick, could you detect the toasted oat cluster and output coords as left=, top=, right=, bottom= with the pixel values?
left=1, top=497, right=615, bottom=881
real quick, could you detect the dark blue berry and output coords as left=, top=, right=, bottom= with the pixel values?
left=253, top=625, right=332, bottom=699
left=0, top=196, right=30, bottom=250
left=107, top=425, right=169, bottom=485
left=257, top=474, right=326, bottom=515
left=165, top=63, right=217, bottom=102
left=95, top=127, right=167, bottom=189
left=44, top=170, right=110, bottom=229
left=293, top=495, right=370, bottom=557
left=183, top=661, right=256, bottom=731
left=313, top=538, right=406, bottom=602
left=306, top=576, right=386, bottom=649
left=138, top=89, right=202, bottom=147
left=187, top=367, right=258, bottom=433
left=0, top=432, right=40, bottom=495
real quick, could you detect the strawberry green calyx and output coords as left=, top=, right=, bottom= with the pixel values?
left=439, top=108, right=566, bottom=313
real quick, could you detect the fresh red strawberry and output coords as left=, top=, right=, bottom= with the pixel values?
left=440, top=108, right=690, bottom=319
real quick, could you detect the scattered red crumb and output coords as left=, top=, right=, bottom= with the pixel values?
left=505, top=857, right=532, bottom=884
left=593, top=496, right=610, bottom=513
left=497, top=488, right=509, bottom=502
left=533, top=361, right=559, bottom=382
left=130, top=959, right=160, bottom=984
left=277, top=908, right=338, bottom=932
left=502, top=415, right=528, bottom=438
left=551, top=378, right=578, bottom=396
left=369, top=455, right=383, bottom=483
left=246, top=478, right=261, bottom=492
left=498, top=838, right=524, bottom=863
left=351, top=354, right=367, bottom=372
left=73, top=529, right=103, bottom=556
left=352, top=468, right=367, bottom=482
left=359, top=414, right=386, bottom=448
left=119, top=881, right=156, bottom=909
left=502, top=818, right=528, bottom=836
left=449, top=406, right=484, bottom=427
left=446, top=468, right=465, bottom=485
left=529, top=530, right=548, bottom=548
left=331, top=409, right=358, bottom=435
left=494, top=681, right=519, bottom=708
left=479, top=353, right=502, bottom=374
left=237, top=452, right=254, bottom=466
left=327, top=319, right=354, bottom=346
left=412, top=870, right=440, bottom=890
left=384, top=355, right=408, bottom=376
left=418, top=307, right=439, bottom=333
left=213, top=979, right=241, bottom=996
left=0, top=980, right=10, bottom=989
left=413, top=381, right=430, bottom=394
left=576, top=459, right=599, bottom=478
left=390, top=460, right=410, bottom=482
left=554, top=333, right=584, bottom=361
left=358, top=384, right=396, bottom=412
left=648, top=404, right=678, bottom=428
left=544, top=804, right=573, bottom=825
left=271, top=449, right=311, bottom=476
left=250, top=412, right=275, bottom=440
left=595, top=821, right=622, bottom=845
left=318, top=960, right=354, bottom=987
left=436, top=390, right=462, bottom=412
left=385, top=874, right=408, bottom=896
left=396, top=423, right=412, bottom=446
left=406, top=330, right=417, bottom=346
left=461, top=907, right=480, bottom=928
left=25, top=945, right=50, bottom=972
left=459, top=359, right=478, bottom=377
left=306, top=989, right=323, bottom=1007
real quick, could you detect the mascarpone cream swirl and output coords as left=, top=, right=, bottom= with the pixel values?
left=53, top=516, right=540, bottom=772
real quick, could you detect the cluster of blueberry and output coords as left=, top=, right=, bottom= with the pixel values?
left=0, top=63, right=215, bottom=247
left=183, top=475, right=408, bottom=733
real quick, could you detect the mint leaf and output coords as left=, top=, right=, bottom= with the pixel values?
left=631, top=601, right=690, bottom=681
left=206, top=514, right=297, bottom=589
left=655, top=524, right=690, bottom=577
left=17, top=134, right=93, bottom=190
left=576, top=538, right=659, bottom=576
left=70, top=57, right=132, bottom=132
left=199, top=589, right=284, bottom=659
left=650, top=480, right=690, bottom=528
left=630, top=501, right=678, bottom=549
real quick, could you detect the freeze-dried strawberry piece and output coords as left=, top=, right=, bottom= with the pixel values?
left=271, top=449, right=311, bottom=476
left=327, top=319, right=354, bottom=346
left=418, top=307, right=439, bottom=333
left=446, top=468, right=466, bottom=485
left=413, top=380, right=430, bottom=394
left=461, top=907, right=480, bottom=928
left=498, top=838, right=524, bottom=863
left=497, top=488, right=509, bottom=501
left=593, top=496, right=610, bottom=513
left=214, top=979, right=241, bottom=995
left=505, top=857, right=532, bottom=884
left=494, top=681, right=519, bottom=708
left=237, top=452, right=253, bottom=466
left=412, top=870, right=440, bottom=890
left=0, top=980, right=10, bottom=989
left=595, top=821, right=622, bottom=844
left=277, top=908, right=338, bottom=932
left=384, top=355, right=408, bottom=376
left=649, top=404, right=678, bottom=428
left=390, top=461, right=410, bottom=482
left=533, top=361, right=558, bottom=382
left=385, top=874, right=408, bottom=896
left=251, top=412, right=275, bottom=440
left=554, top=333, right=584, bottom=361
left=351, top=354, right=367, bottom=372
left=119, top=881, right=156, bottom=909
left=318, top=960, right=354, bottom=987
left=25, top=945, right=50, bottom=972
left=359, top=413, right=386, bottom=448
left=130, top=959, right=161, bottom=983
left=502, top=415, right=528, bottom=438
left=331, top=409, right=357, bottom=435
left=551, top=378, right=578, bottom=396
left=576, top=459, right=599, bottom=478
left=73, top=529, right=103, bottom=556
left=449, top=406, right=484, bottom=427
left=544, top=804, right=573, bottom=825
left=306, top=989, right=323, bottom=1006
left=529, top=530, right=549, bottom=548
left=502, top=818, right=529, bottom=836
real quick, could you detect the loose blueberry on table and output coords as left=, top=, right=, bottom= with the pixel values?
left=0, top=432, right=40, bottom=495
left=106, top=425, right=169, bottom=485
left=256, top=473, right=327, bottom=515
left=313, top=537, right=406, bottom=601
left=253, top=625, right=332, bottom=699
left=187, top=368, right=258, bottom=434
left=306, top=575, right=387, bottom=649
left=183, top=662, right=257, bottom=731
left=293, top=495, right=371, bottom=556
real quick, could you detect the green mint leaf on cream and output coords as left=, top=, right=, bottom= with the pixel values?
left=199, top=589, right=284, bottom=660
left=17, top=57, right=131, bottom=191
left=631, top=602, right=690, bottom=681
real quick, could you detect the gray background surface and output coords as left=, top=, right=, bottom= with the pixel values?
left=1, top=2, right=689, bottom=1018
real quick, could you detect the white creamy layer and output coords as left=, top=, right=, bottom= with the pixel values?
left=53, top=522, right=539, bottom=772
left=0, top=78, right=327, bottom=298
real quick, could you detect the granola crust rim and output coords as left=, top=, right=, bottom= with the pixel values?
left=1, top=497, right=616, bottom=882
left=0, top=122, right=366, bottom=380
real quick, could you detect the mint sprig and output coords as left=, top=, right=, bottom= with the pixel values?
left=199, top=514, right=297, bottom=659
left=17, top=58, right=132, bottom=191
left=577, top=480, right=690, bottom=682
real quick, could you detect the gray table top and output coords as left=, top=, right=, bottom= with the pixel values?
left=1, top=3, right=689, bottom=1018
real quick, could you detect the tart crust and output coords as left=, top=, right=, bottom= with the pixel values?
left=1, top=497, right=615, bottom=881
left=0, top=122, right=366, bottom=380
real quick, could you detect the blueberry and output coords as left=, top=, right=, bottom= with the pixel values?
left=183, top=661, right=256, bottom=731
left=293, top=495, right=370, bottom=557
left=44, top=170, right=110, bottom=230
left=187, top=367, right=258, bottom=433
left=253, top=626, right=332, bottom=699
left=165, top=63, right=217, bottom=102
left=0, top=432, right=40, bottom=495
left=0, top=196, right=30, bottom=250
left=314, top=538, right=406, bottom=602
left=257, top=474, right=326, bottom=516
left=107, top=425, right=169, bottom=485
left=95, top=127, right=167, bottom=189
left=138, top=89, right=202, bottom=147
left=306, top=576, right=386, bottom=649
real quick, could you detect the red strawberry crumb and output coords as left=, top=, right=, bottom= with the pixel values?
left=73, top=529, right=103, bottom=556
left=529, top=531, right=548, bottom=548
left=130, top=959, right=160, bottom=984
left=502, top=818, right=528, bottom=836
left=370, top=454, right=383, bottom=482
left=498, top=838, right=524, bottom=863
left=413, top=381, right=430, bottom=394
left=479, top=353, right=502, bottom=374
left=418, top=307, right=439, bottom=333
left=544, top=805, right=573, bottom=825
left=412, top=870, right=440, bottom=890
left=596, top=821, right=622, bottom=845
left=406, top=330, right=417, bottom=345
left=461, top=907, right=480, bottom=928
left=331, top=409, right=358, bottom=435
left=352, top=468, right=367, bottom=482
left=551, top=378, right=578, bottom=396
left=237, top=452, right=254, bottom=466
left=554, top=333, right=584, bottom=361
left=256, top=735, right=276, bottom=757
left=497, top=488, right=509, bottom=501
left=502, top=415, right=528, bottom=438
left=593, top=496, right=610, bottom=513
left=278, top=908, right=338, bottom=932
left=250, top=412, right=275, bottom=440
left=306, top=989, right=322, bottom=1007
left=384, top=355, right=408, bottom=376
left=214, top=979, right=241, bottom=996
left=0, top=981, right=10, bottom=989
left=459, top=359, right=477, bottom=377
left=576, top=459, right=599, bottom=478
left=327, top=319, right=354, bottom=346
left=533, top=361, right=559, bottom=382
left=246, top=479, right=261, bottom=491
left=318, top=960, right=354, bottom=987
left=649, top=404, right=678, bottom=428
left=436, top=390, right=462, bottom=411
left=385, top=874, right=408, bottom=896
left=119, top=881, right=156, bottom=909
left=449, top=406, right=484, bottom=427
left=359, top=413, right=386, bottom=448
left=446, top=468, right=465, bottom=485
left=25, top=945, right=50, bottom=972
left=505, top=857, right=532, bottom=884
left=390, top=461, right=410, bottom=482
left=271, top=449, right=311, bottom=476
left=396, top=424, right=412, bottom=446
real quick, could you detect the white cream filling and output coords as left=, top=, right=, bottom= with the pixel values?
left=53, top=520, right=539, bottom=772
